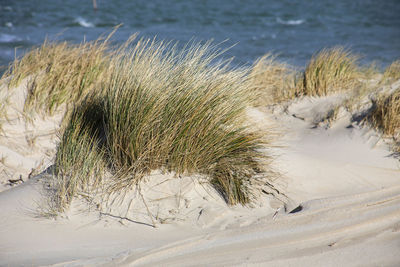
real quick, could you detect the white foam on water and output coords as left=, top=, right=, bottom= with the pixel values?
left=74, top=17, right=94, bottom=28
left=276, top=17, right=305, bottom=25
left=0, top=33, right=21, bottom=43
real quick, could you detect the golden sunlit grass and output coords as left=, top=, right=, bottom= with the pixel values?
left=250, top=47, right=400, bottom=155
left=250, top=47, right=362, bottom=107
left=249, top=53, right=297, bottom=105
left=296, top=47, right=361, bottom=97
left=370, top=88, right=400, bottom=142
left=381, top=60, right=400, bottom=84
left=1, top=31, right=116, bottom=121
left=0, top=83, right=8, bottom=132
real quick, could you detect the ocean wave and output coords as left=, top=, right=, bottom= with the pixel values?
left=74, top=17, right=94, bottom=28
left=276, top=17, right=304, bottom=25
left=0, top=33, right=21, bottom=43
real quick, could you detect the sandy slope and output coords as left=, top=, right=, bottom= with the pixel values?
left=110, top=186, right=400, bottom=266
left=0, top=81, right=399, bottom=266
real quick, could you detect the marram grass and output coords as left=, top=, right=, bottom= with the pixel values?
left=6, top=30, right=399, bottom=214
left=1, top=30, right=116, bottom=120
left=297, top=47, right=360, bottom=97
left=382, top=60, right=400, bottom=84
left=0, top=83, right=9, bottom=132
left=249, top=47, right=362, bottom=106
left=249, top=53, right=297, bottom=105
left=51, top=38, right=268, bottom=212
left=52, top=96, right=106, bottom=211
left=370, top=88, right=400, bottom=141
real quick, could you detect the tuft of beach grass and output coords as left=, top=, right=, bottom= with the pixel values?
left=296, top=47, right=360, bottom=97
left=49, top=37, right=269, bottom=212
left=381, top=60, right=400, bottom=84
left=370, top=88, right=400, bottom=142
left=249, top=53, right=297, bottom=105
left=52, top=95, right=106, bottom=212
left=0, top=29, right=118, bottom=122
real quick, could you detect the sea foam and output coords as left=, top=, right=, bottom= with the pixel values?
left=0, top=33, right=21, bottom=43
left=276, top=17, right=304, bottom=25
left=74, top=17, right=94, bottom=28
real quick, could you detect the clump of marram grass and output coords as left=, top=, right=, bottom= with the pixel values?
left=297, top=47, right=361, bottom=97
left=0, top=30, right=117, bottom=119
left=51, top=38, right=268, bottom=212
left=51, top=96, right=106, bottom=212
left=381, top=60, right=400, bottom=84
left=0, top=84, right=9, bottom=132
left=249, top=47, right=362, bottom=106
left=249, top=53, right=297, bottom=105
left=369, top=88, right=400, bottom=141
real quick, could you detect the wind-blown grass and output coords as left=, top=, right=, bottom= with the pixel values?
left=382, top=60, right=400, bottom=84
left=297, top=47, right=360, bottom=97
left=250, top=47, right=361, bottom=106
left=370, top=88, right=400, bottom=142
left=1, top=31, right=115, bottom=119
left=0, top=82, right=8, bottom=132
left=250, top=54, right=297, bottom=105
left=52, top=96, right=106, bottom=212
left=51, top=38, right=268, bottom=212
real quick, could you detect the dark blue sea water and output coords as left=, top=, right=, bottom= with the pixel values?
left=1, top=0, right=399, bottom=70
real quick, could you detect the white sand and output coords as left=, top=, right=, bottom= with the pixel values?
left=0, top=80, right=399, bottom=266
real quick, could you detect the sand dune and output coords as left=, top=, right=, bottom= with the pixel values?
left=113, top=186, right=400, bottom=266
left=0, top=80, right=399, bottom=266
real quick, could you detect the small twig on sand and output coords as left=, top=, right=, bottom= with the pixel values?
left=99, top=212, right=155, bottom=228
left=138, top=185, right=157, bottom=228
left=197, top=208, right=204, bottom=221
left=125, top=199, right=134, bottom=218
left=272, top=207, right=281, bottom=220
